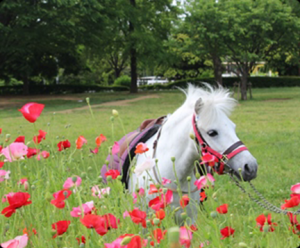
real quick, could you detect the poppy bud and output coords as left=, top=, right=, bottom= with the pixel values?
left=171, top=157, right=176, bottom=162
left=79, top=243, right=85, bottom=248
left=98, top=176, right=103, bottom=183
left=263, top=225, right=269, bottom=233
left=153, top=218, right=160, bottom=225
left=168, top=226, right=180, bottom=244
left=106, top=176, right=112, bottom=182
left=117, top=175, right=122, bottom=181
left=210, top=211, right=218, bottom=219
left=120, top=236, right=132, bottom=246
left=112, top=109, right=119, bottom=117
left=189, top=133, right=195, bottom=140
left=88, top=167, right=92, bottom=171
left=45, top=192, right=52, bottom=201
left=238, top=242, right=248, bottom=247
left=180, top=212, right=187, bottom=221
left=5, top=223, right=9, bottom=231
left=187, top=176, right=191, bottom=182
left=31, top=185, right=35, bottom=190
left=63, top=191, right=69, bottom=197
left=81, top=172, right=87, bottom=179
left=72, top=176, right=78, bottom=183
left=86, top=97, right=90, bottom=104
left=195, top=173, right=200, bottom=179
left=110, top=116, right=114, bottom=122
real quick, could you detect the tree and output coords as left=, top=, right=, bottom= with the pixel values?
left=185, top=0, right=229, bottom=85
left=114, top=0, right=178, bottom=93
left=187, top=0, right=300, bottom=100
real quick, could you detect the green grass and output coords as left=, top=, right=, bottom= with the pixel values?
left=1, top=87, right=300, bottom=247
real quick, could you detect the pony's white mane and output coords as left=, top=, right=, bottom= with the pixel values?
left=180, top=83, right=237, bottom=126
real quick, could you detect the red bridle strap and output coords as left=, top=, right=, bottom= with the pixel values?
left=192, top=113, right=248, bottom=174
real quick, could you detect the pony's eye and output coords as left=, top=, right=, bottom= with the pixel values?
left=207, top=130, right=218, bottom=137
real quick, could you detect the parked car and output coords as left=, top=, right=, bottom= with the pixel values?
left=137, top=76, right=169, bottom=86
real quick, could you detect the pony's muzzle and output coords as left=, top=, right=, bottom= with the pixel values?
left=241, top=159, right=258, bottom=181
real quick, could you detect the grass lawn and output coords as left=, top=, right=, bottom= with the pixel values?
left=1, top=87, right=300, bottom=247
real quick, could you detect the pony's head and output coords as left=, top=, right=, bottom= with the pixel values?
left=186, top=84, right=258, bottom=181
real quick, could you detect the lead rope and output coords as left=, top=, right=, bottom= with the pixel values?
left=227, top=169, right=300, bottom=215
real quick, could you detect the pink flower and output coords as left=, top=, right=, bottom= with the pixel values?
left=123, top=211, right=130, bottom=218
left=0, top=170, right=10, bottom=182
left=36, top=151, right=50, bottom=160
left=149, top=190, right=173, bottom=211
left=179, top=226, right=193, bottom=248
left=291, top=183, right=300, bottom=194
left=162, top=177, right=171, bottom=185
left=1, top=142, right=28, bottom=162
left=194, top=173, right=215, bottom=190
left=104, top=234, right=147, bottom=248
left=2, top=192, right=14, bottom=203
left=1, top=234, right=28, bottom=248
left=70, top=201, right=94, bottom=218
left=201, top=152, right=219, bottom=166
left=132, top=188, right=145, bottom=203
left=63, top=176, right=82, bottom=189
left=18, top=178, right=29, bottom=191
left=91, top=186, right=110, bottom=198
left=112, top=142, right=120, bottom=155
left=19, top=102, right=44, bottom=123
left=33, top=130, right=47, bottom=144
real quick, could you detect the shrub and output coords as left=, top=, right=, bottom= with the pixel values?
left=114, top=75, right=131, bottom=88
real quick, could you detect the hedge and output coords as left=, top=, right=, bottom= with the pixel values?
left=0, top=84, right=129, bottom=95
left=139, top=76, right=300, bottom=90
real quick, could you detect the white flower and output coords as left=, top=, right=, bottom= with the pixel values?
left=134, top=158, right=155, bottom=177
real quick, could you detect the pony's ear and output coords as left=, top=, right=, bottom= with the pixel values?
left=195, top=98, right=203, bottom=114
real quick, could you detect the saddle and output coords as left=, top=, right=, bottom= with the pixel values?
left=100, top=116, right=165, bottom=188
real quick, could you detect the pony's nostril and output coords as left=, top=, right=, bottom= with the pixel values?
left=244, top=163, right=250, bottom=172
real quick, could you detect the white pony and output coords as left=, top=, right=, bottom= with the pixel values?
left=128, top=84, right=258, bottom=217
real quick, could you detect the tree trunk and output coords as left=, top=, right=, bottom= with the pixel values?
left=240, top=73, right=248, bottom=101
left=129, top=0, right=137, bottom=93
left=22, top=77, right=29, bottom=95
left=212, top=55, right=223, bottom=85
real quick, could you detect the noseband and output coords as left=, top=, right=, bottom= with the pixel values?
left=192, top=113, right=248, bottom=174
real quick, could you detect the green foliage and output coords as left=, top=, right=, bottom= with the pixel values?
left=0, top=84, right=129, bottom=95
left=114, top=75, right=131, bottom=87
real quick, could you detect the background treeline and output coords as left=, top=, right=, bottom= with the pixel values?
left=0, top=0, right=299, bottom=99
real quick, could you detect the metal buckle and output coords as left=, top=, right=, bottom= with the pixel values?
left=221, top=155, right=229, bottom=164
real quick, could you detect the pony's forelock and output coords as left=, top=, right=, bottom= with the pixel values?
left=181, top=83, right=237, bottom=126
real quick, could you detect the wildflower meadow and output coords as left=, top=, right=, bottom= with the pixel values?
left=1, top=88, right=300, bottom=247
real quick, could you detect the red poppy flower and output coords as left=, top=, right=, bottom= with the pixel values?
left=27, top=148, right=40, bottom=158
left=256, top=214, right=277, bottom=232
left=76, top=136, right=87, bottom=149
left=220, top=226, right=235, bottom=239
left=135, top=142, right=149, bottom=154
left=200, top=191, right=207, bottom=202
left=287, top=212, right=300, bottom=234
left=76, top=236, right=86, bottom=244
left=127, top=235, right=145, bottom=248
left=33, top=130, right=47, bottom=144
left=155, top=209, right=165, bottom=220
left=150, top=228, right=167, bottom=246
left=95, top=134, right=107, bottom=147
left=90, top=147, right=99, bottom=154
left=148, top=184, right=162, bottom=195
left=290, top=193, right=300, bottom=201
left=80, top=214, right=108, bottom=236
left=179, top=195, right=190, bottom=209
left=15, top=136, right=25, bottom=143
left=50, top=189, right=72, bottom=209
left=281, top=196, right=300, bottom=209
left=216, top=204, right=228, bottom=214
left=19, top=102, right=45, bottom=123
left=103, top=213, right=119, bottom=229
left=129, top=208, right=147, bottom=228
left=0, top=161, right=4, bottom=168
left=0, top=128, right=2, bottom=134
left=52, top=220, right=71, bottom=238
left=57, top=140, right=71, bottom=151
left=190, top=224, right=198, bottom=232
left=201, top=153, right=219, bottom=167
left=0, top=145, right=2, bottom=153
left=149, top=190, right=173, bottom=211
left=105, top=169, right=120, bottom=180
left=1, top=192, right=32, bottom=217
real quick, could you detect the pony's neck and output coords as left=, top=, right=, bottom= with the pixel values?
left=155, top=107, right=199, bottom=188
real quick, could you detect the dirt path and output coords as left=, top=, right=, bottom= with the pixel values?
left=56, top=94, right=159, bottom=114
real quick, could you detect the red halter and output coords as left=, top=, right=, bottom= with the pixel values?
left=192, top=113, right=248, bottom=174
